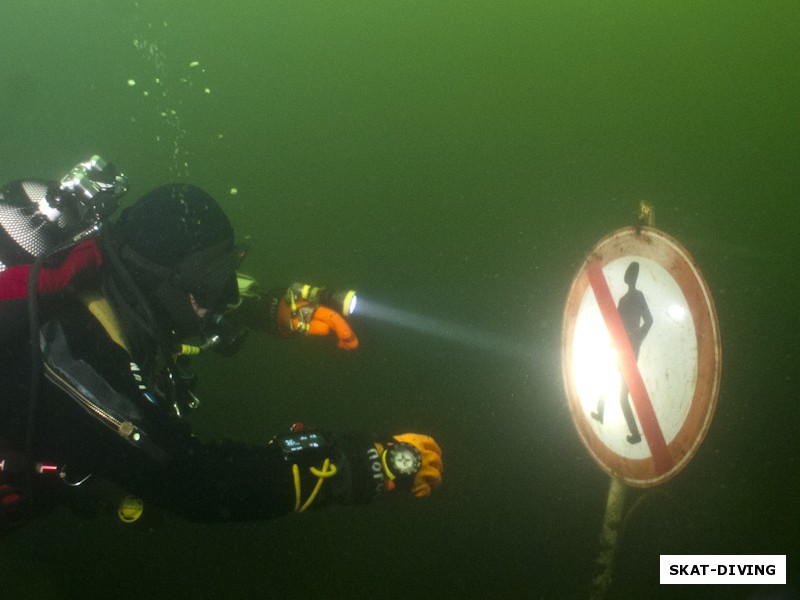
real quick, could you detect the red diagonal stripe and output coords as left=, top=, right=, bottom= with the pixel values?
left=586, top=258, right=672, bottom=474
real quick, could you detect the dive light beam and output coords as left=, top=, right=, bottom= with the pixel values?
left=357, top=298, right=537, bottom=361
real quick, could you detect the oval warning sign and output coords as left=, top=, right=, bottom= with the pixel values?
left=562, top=226, right=721, bottom=487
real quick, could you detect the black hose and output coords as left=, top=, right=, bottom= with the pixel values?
left=24, top=252, right=46, bottom=494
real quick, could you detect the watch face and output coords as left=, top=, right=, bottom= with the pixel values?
left=388, top=443, right=422, bottom=477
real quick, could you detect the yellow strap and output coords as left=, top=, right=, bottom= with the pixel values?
left=380, top=448, right=397, bottom=481
left=291, top=459, right=338, bottom=513
left=80, top=292, right=131, bottom=353
left=174, top=344, right=201, bottom=360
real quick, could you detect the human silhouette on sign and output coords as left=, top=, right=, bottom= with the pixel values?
left=591, top=261, right=653, bottom=444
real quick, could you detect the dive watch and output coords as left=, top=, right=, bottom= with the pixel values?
left=382, top=442, right=422, bottom=483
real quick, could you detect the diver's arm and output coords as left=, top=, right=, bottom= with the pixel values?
left=139, top=432, right=389, bottom=522
left=157, top=431, right=440, bottom=522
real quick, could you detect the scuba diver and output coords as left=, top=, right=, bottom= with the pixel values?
left=0, top=156, right=442, bottom=527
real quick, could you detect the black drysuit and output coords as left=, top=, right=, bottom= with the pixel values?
left=0, top=292, right=383, bottom=524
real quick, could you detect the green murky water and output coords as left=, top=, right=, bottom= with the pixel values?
left=1, top=1, right=797, bottom=598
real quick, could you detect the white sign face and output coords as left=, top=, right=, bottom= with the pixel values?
left=562, top=227, right=721, bottom=487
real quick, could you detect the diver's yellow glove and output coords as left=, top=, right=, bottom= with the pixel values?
left=376, top=434, right=443, bottom=498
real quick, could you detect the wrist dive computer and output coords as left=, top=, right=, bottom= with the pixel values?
left=382, top=442, right=422, bottom=485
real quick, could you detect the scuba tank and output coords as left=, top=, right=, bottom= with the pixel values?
left=0, top=156, right=127, bottom=512
left=0, top=155, right=127, bottom=275
left=0, top=156, right=126, bottom=334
